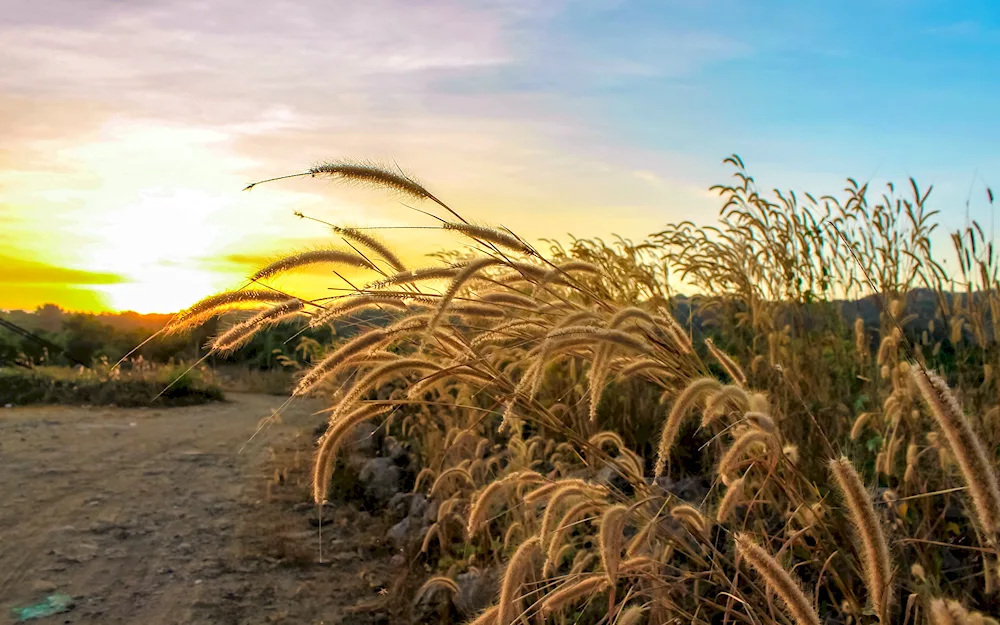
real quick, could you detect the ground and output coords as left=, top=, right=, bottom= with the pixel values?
left=0, top=393, right=399, bottom=625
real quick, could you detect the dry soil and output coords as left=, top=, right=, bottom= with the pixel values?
left=0, top=393, right=397, bottom=625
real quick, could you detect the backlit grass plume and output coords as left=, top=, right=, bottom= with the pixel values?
left=735, top=533, right=821, bottom=625
left=442, top=222, right=537, bottom=256
left=244, top=158, right=457, bottom=214
left=540, top=575, right=609, bottom=615
left=251, top=248, right=375, bottom=281
left=499, top=536, right=541, bottom=625
left=308, top=295, right=408, bottom=328
left=312, top=403, right=392, bottom=504
left=210, top=299, right=304, bottom=354
left=166, top=288, right=292, bottom=334
left=912, top=368, right=1000, bottom=542
left=929, top=598, right=1000, bottom=625
left=829, top=456, right=894, bottom=622
left=331, top=225, right=406, bottom=272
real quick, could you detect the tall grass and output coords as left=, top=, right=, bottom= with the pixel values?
left=174, top=156, right=999, bottom=623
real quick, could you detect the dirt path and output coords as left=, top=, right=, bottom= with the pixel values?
left=0, top=394, right=396, bottom=625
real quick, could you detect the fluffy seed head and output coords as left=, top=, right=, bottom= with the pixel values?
left=911, top=368, right=1000, bottom=542
left=829, top=457, right=894, bottom=622
left=540, top=575, right=609, bottom=615
left=251, top=248, right=375, bottom=281
left=167, top=289, right=291, bottom=334
left=735, top=533, right=821, bottom=625
left=599, top=504, right=629, bottom=584
left=443, top=222, right=537, bottom=256
left=498, top=536, right=541, bottom=625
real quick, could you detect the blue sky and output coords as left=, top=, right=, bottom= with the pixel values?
left=549, top=1, right=999, bottom=205
left=1, top=0, right=997, bottom=311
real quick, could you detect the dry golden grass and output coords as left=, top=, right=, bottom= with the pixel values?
left=170, top=157, right=1000, bottom=624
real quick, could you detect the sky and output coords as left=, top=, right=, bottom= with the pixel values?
left=1, top=0, right=998, bottom=313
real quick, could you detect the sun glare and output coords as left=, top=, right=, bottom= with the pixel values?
left=0, top=119, right=330, bottom=313
left=97, top=265, right=231, bottom=314
left=75, top=187, right=240, bottom=313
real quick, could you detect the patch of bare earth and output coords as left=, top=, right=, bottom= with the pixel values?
left=0, top=393, right=399, bottom=624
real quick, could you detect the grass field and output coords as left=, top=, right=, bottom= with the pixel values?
left=168, top=157, right=999, bottom=625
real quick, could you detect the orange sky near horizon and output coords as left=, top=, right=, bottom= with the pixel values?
left=1, top=113, right=711, bottom=314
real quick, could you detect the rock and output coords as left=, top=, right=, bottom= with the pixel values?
left=347, top=422, right=380, bottom=455
left=386, top=517, right=412, bottom=551
left=423, top=500, right=439, bottom=525
left=31, top=580, right=57, bottom=593
left=308, top=509, right=336, bottom=527
left=595, top=465, right=634, bottom=497
left=941, top=547, right=964, bottom=572
left=650, top=474, right=711, bottom=503
left=88, top=520, right=122, bottom=534
left=382, top=436, right=408, bottom=463
left=341, top=450, right=370, bottom=479
left=411, top=578, right=461, bottom=625
left=177, top=542, right=193, bottom=554
left=387, top=493, right=413, bottom=522
left=104, top=547, right=127, bottom=559
left=359, top=457, right=403, bottom=507
left=453, top=568, right=498, bottom=617
left=408, top=494, right=428, bottom=520
left=56, top=542, right=98, bottom=563
left=390, top=553, right=405, bottom=567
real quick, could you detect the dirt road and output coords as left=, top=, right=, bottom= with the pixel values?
left=0, top=393, right=396, bottom=625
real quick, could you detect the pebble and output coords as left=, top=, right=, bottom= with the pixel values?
left=56, top=542, right=98, bottom=563
left=88, top=520, right=120, bottom=534
left=31, top=580, right=57, bottom=592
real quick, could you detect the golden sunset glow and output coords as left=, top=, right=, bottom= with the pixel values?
left=2, top=112, right=702, bottom=313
